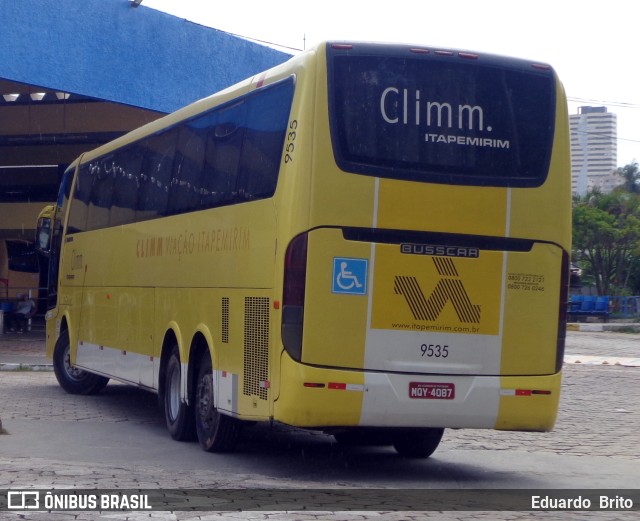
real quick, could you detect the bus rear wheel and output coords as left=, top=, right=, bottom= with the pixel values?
left=392, top=428, right=444, bottom=458
left=53, top=330, right=109, bottom=395
left=195, top=353, right=239, bottom=452
left=163, top=345, right=195, bottom=441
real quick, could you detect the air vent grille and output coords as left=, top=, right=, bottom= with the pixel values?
left=243, top=297, right=269, bottom=400
left=221, top=297, right=229, bottom=343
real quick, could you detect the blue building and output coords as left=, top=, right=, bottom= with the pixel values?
left=0, top=0, right=291, bottom=238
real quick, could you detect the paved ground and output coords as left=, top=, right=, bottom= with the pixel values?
left=0, top=326, right=638, bottom=520
left=0, top=327, right=48, bottom=369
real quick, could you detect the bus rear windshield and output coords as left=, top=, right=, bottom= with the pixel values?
left=328, top=45, right=556, bottom=187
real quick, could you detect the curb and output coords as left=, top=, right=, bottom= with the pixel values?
left=566, top=322, right=640, bottom=333
left=564, top=355, right=640, bottom=367
left=0, top=363, right=53, bottom=372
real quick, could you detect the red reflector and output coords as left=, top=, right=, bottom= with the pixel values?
left=458, top=52, right=479, bottom=60
left=303, top=382, right=325, bottom=388
left=410, top=48, right=430, bottom=54
left=328, top=382, right=347, bottom=390
left=515, top=389, right=532, bottom=396
left=256, top=72, right=267, bottom=88
left=273, top=300, right=280, bottom=310
left=332, top=43, right=353, bottom=50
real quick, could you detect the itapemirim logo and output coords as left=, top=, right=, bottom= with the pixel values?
left=394, top=257, right=481, bottom=324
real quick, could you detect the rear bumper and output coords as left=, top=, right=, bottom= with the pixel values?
left=274, top=353, right=561, bottom=432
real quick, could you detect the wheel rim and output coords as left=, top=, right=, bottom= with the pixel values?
left=63, top=344, right=89, bottom=382
left=167, top=362, right=181, bottom=422
left=197, top=372, right=216, bottom=431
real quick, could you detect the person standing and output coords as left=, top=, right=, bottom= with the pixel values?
left=8, top=293, right=36, bottom=333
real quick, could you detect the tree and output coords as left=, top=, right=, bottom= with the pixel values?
left=614, top=161, right=640, bottom=194
left=572, top=184, right=640, bottom=296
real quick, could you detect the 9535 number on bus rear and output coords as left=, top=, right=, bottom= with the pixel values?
left=420, top=343, right=449, bottom=358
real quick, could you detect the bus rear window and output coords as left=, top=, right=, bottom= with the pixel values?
left=328, top=45, right=556, bottom=187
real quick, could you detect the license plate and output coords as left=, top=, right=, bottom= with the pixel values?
left=409, top=382, right=455, bottom=400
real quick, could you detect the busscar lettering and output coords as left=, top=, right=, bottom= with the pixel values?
left=400, top=243, right=480, bottom=259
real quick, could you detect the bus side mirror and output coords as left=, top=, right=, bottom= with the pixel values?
left=35, top=205, right=55, bottom=256
left=35, top=217, right=52, bottom=255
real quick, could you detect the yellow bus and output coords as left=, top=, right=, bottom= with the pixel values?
left=0, top=238, right=40, bottom=301
left=37, top=41, right=571, bottom=458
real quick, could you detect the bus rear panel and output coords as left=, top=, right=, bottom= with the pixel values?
left=276, top=43, right=570, bottom=433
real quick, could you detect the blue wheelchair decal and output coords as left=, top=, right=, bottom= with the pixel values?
left=332, top=257, right=368, bottom=295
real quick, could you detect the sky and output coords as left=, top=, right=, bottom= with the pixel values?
left=144, top=0, right=639, bottom=167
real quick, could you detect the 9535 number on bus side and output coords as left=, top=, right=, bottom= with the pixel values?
left=409, top=382, right=455, bottom=400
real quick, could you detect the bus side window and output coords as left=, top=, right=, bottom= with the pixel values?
left=238, top=80, right=294, bottom=200
left=87, top=157, right=115, bottom=231
left=110, top=145, right=142, bottom=226
left=168, top=117, right=208, bottom=215
left=201, top=101, right=246, bottom=209
left=67, top=164, right=91, bottom=233
left=137, top=130, right=176, bottom=221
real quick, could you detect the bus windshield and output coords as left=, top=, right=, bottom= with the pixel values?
left=328, top=45, right=556, bottom=187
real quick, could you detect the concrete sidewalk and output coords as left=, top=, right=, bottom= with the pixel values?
left=566, top=321, right=640, bottom=333
left=0, top=328, right=50, bottom=370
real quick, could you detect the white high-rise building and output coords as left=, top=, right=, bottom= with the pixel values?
left=569, top=106, right=618, bottom=195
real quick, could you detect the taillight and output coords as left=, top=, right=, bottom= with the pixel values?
left=282, top=233, right=308, bottom=361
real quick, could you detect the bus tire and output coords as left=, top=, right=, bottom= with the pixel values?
left=195, top=352, right=239, bottom=452
left=53, top=330, right=109, bottom=395
left=163, top=345, right=195, bottom=441
left=392, top=428, right=444, bottom=458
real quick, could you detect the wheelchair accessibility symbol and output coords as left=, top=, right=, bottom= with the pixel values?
left=332, top=257, right=368, bottom=295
